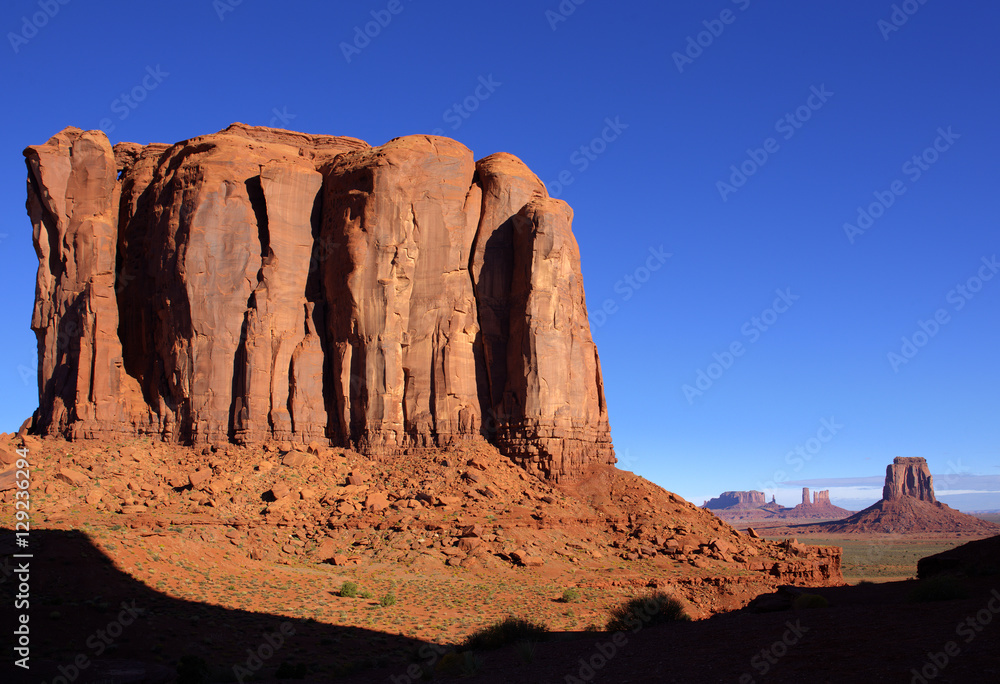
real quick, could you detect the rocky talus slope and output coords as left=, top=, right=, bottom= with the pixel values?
left=1, top=432, right=841, bottom=617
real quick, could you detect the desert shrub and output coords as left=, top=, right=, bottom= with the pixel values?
left=462, top=616, right=549, bottom=651
left=606, top=591, right=691, bottom=632
left=909, top=575, right=970, bottom=602
left=515, top=639, right=537, bottom=664
left=561, top=588, right=581, bottom=603
left=380, top=592, right=397, bottom=607
left=460, top=651, right=482, bottom=676
left=339, top=581, right=359, bottom=598
left=359, top=590, right=373, bottom=599
left=792, top=593, right=828, bottom=610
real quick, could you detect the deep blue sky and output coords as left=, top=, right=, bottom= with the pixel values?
left=2, top=0, right=998, bottom=508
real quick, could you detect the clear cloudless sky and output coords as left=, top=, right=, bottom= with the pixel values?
left=1, top=0, right=997, bottom=507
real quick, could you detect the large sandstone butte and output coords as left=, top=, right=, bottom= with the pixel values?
left=24, top=124, right=613, bottom=480
left=815, top=457, right=1000, bottom=535
left=883, top=456, right=935, bottom=502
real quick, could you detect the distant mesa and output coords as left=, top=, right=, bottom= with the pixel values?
left=704, top=490, right=765, bottom=510
left=813, top=457, right=1000, bottom=535
left=703, top=487, right=852, bottom=522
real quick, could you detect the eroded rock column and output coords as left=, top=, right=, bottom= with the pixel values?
left=498, top=196, right=615, bottom=480
left=321, top=136, right=483, bottom=452
left=25, top=128, right=145, bottom=439
left=235, top=163, right=327, bottom=443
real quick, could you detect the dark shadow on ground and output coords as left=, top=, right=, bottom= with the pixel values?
left=0, top=528, right=435, bottom=683
left=3, top=530, right=1000, bottom=683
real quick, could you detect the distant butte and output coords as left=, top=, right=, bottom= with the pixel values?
left=704, top=490, right=765, bottom=510
left=812, top=457, right=1000, bottom=535
left=704, top=487, right=852, bottom=523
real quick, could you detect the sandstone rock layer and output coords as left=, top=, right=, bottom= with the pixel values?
left=24, top=124, right=614, bottom=480
left=883, top=456, right=935, bottom=503
left=26, top=128, right=148, bottom=440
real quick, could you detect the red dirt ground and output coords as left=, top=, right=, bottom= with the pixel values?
left=5, top=434, right=997, bottom=682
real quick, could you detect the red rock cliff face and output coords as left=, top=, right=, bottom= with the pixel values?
left=883, top=456, right=936, bottom=503
left=24, top=124, right=614, bottom=480
left=319, top=136, right=485, bottom=454
left=26, top=128, right=148, bottom=439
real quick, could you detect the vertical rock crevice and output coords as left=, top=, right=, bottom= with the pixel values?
left=233, top=164, right=328, bottom=444
left=244, top=175, right=271, bottom=263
